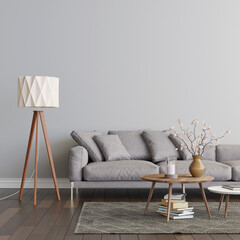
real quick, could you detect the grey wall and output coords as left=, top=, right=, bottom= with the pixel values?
left=0, top=0, right=240, bottom=178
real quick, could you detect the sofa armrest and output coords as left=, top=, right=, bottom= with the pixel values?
left=69, top=146, right=88, bottom=181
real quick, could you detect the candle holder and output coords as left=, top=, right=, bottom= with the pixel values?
left=165, top=157, right=178, bottom=179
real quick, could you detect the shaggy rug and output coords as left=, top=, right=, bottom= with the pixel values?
left=74, top=202, right=240, bottom=234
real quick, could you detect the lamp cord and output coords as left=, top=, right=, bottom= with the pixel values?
left=0, top=141, right=40, bottom=201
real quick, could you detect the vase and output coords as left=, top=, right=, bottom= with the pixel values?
left=189, top=155, right=205, bottom=177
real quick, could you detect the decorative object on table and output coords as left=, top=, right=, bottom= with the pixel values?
left=75, top=202, right=240, bottom=234
left=208, top=185, right=240, bottom=218
left=18, top=76, right=61, bottom=205
left=141, top=173, right=214, bottom=222
left=170, top=118, right=230, bottom=177
left=165, top=156, right=178, bottom=179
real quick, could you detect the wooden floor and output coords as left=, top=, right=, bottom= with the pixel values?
left=0, top=188, right=240, bottom=240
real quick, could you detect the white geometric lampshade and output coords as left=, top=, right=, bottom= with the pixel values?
left=18, top=76, right=59, bottom=108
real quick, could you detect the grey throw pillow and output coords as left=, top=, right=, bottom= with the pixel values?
left=142, top=131, right=180, bottom=163
left=93, top=135, right=131, bottom=161
left=71, top=131, right=104, bottom=162
left=169, top=134, right=216, bottom=161
left=108, top=130, right=151, bottom=160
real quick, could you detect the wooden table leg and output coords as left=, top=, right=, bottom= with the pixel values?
left=144, top=182, right=156, bottom=215
left=218, top=194, right=224, bottom=211
left=199, top=183, right=211, bottom=219
left=224, top=194, right=230, bottom=218
left=181, top=183, right=185, bottom=194
left=167, top=183, right=173, bottom=222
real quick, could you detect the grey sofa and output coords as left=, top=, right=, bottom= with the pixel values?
left=69, top=130, right=240, bottom=200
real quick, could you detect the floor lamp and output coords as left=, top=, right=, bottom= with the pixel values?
left=18, top=76, right=61, bottom=205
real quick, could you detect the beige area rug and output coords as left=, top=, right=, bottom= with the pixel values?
left=74, top=202, right=240, bottom=234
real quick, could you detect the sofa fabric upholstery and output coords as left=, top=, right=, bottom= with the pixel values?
left=142, top=130, right=180, bottom=162
left=157, top=160, right=232, bottom=181
left=108, top=130, right=151, bottom=160
left=217, top=145, right=240, bottom=163
left=169, top=134, right=216, bottom=161
left=222, top=160, right=240, bottom=181
left=83, top=160, right=159, bottom=181
left=93, top=135, right=131, bottom=161
left=71, top=131, right=104, bottom=162
left=69, top=146, right=88, bottom=181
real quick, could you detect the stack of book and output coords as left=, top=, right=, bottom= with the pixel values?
left=222, top=184, right=240, bottom=191
left=157, top=193, right=194, bottom=219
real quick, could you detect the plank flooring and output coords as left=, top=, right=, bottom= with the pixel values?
left=0, top=188, right=239, bottom=240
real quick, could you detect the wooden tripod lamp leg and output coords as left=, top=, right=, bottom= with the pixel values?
left=39, top=111, right=61, bottom=201
left=19, top=111, right=37, bottom=201
left=33, top=112, right=39, bottom=206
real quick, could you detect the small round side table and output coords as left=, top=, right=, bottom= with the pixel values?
left=208, top=186, right=240, bottom=218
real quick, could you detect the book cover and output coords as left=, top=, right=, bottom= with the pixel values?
left=161, top=199, right=185, bottom=204
left=158, top=205, right=194, bottom=214
left=164, top=193, right=187, bottom=200
left=161, top=200, right=188, bottom=209
left=157, top=210, right=194, bottom=216
left=157, top=212, right=194, bottom=219
left=222, top=184, right=240, bottom=191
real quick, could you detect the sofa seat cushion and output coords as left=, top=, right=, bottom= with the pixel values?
left=108, top=130, right=151, bottom=160
left=158, top=160, right=232, bottom=181
left=83, top=160, right=159, bottom=181
left=223, top=160, right=240, bottom=181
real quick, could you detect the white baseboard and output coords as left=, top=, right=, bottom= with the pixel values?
left=0, top=178, right=70, bottom=188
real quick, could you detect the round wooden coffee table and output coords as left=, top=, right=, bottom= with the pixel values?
left=141, top=174, right=214, bottom=222
left=208, top=186, right=240, bottom=218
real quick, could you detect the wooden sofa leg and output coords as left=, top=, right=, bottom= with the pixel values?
left=71, top=182, right=74, bottom=201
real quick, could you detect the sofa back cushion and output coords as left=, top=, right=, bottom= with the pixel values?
left=108, top=130, right=151, bottom=160
left=217, top=145, right=240, bottom=162
left=71, top=131, right=104, bottom=162
left=169, top=134, right=216, bottom=161
left=142, top=130, right=180, bottom=163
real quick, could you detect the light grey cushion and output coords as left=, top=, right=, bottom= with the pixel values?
left=223, top=160, right=240, bottom=181
left=108, top=130, right=151, bottom=160
left=169, top=134, right=216, bottom=161
left=217, top=145, right=240, bottom=163
left=69, top=146, right=88, bottom=181
left=94, top=135, right=131, bottom=161
left=71, top=131, right=104, bottom=162
left=142, top=131, right=180, bottom=163
left=157, top=160, right=231, bottom=181
left=83, top=160, right=159, bottom=181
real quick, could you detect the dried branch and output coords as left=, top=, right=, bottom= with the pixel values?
left=171, top=119, right=230, bottom=156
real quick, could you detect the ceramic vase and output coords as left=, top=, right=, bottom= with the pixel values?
left=189, top=155, right=205, bottom=177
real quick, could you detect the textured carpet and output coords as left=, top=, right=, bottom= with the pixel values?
left=74, top=202, right=240, bottom=234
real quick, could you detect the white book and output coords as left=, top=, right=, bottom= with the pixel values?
left=158, top=204, right=194, bottom=212
left=157, top=212, right=194, bottom=219
left=157, top=210, right=194, bottom=216
left=164, top=193, right=186, bottom=200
